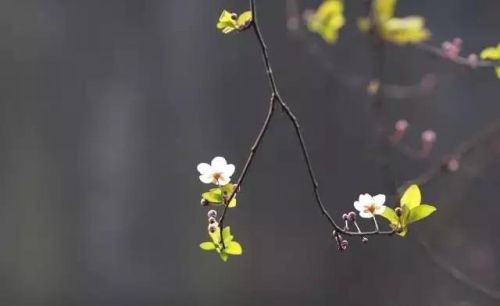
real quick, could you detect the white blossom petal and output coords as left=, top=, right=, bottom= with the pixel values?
left=224, top=164, right=235, bottom=178
left=359, top=211, right=374, bottom=219
left=199, top=174, right=214, bottom=184
left=211, top=156, right=227, bottom=171
left=218, top=176, right=230, bottom=186
left=354, top=201, right=364, bottom=212
left=197, top=163, right=211, bottom=175
left=373, top=194, right=386, bottom=206
left=359, top=193, right=372, bottom=204
left=374, top=205, right=386, bottom=215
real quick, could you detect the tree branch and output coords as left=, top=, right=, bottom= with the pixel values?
left=217, top=0, right=395, bottom=248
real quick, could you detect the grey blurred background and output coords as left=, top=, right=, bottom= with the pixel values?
left=0, top=0, right=500, bottom=305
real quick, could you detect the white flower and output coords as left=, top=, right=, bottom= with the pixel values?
left=197, top=156, right=235, bottom=185
left=354, top=193, right=386, bottom=218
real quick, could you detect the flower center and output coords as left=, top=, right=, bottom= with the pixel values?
left=212, top=172, right=223, bottom=183
left=365, top=203, right=377, bottom=214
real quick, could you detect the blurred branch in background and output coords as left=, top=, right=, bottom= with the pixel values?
left=285, top=0, right=500, bottom=301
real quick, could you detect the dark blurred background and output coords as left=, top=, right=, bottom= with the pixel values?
left=0, top=0, right=500, bottom=305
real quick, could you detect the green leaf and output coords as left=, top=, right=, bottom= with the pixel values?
left=400, top=184, right=421, bottom=209
left=224, top=241, right=243, bottom=255
left=236, top=11, right=252, bottom=28
left=408, top=204, right=436, bottom=224
left=217, top=10, right=237, bottom=34
left=202, top=184, right=238, bottom=207
left=397, top=227, right=408, bottom=237
left=480, top=45, right=500, bottom=60
left=307, top=0, right=345, bottom=44
left=202, top=189, right=223, bottom=204
left=200, top=242, right=216, bottom=251
left=375, top=0, right=397, bottom=21
left=222, top=226, right=236, bottom=245
left=209, top=226, right=221, bottom=244
left=380, top=207, right=399, bottom=225
left=219, top=252, right=229, bottom=262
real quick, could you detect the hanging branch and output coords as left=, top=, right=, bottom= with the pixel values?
left=216, top=0, right=395, bottom=250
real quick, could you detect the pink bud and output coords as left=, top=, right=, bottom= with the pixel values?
left=452, top=37, right=463, bottom=48
left=395, top=120, right=409, bottom=132
left=441, top=41, right=460, bottom=60
left=467, top=53, right=479, bottom=68
left=421, top=130, right=437, bottom=143
left=420, top=130, right=437, bottom=158
left=391, top=120, right=409, bottom=142
left=447, top=158, right=460, bottom=172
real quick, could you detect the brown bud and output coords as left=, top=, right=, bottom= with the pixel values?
left=208, top=224, right=218, bottom=233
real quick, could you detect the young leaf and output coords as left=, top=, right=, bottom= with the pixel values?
left=228, top=198, right=237, bottom=208
left=200, top=242, right=216, bottom=251
left=480, top=45, right=500, bottom=60
left=380, top=207, right=398, bottom=225
left=219, top=252, right=229, bottom=262
left=237, top=11, right=252, bottom=28
left=307, top=0, right=345, bottom=44
left=201, top=184, right=238, bottom=207
left=216, top=10, right=238, bottom=34
left=209, top=226, right=221, bottom=244
left=408, top=204, right=436, bottom=224
left=202, top=189, right=223, bottom=204
left=222, top=226, right=233, bottom=243
left=400, top=184, right=421, bottom=209
left=225, top=241, right=243, bottom=255
left=375, top=0, right=397, bottom=21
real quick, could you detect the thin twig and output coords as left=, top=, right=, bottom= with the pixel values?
left=416, top=235, right=500, bottom=301
left=217, top=94, right=276, bottom=240
left=399, top=118, right=500, bottom=194
left=218, top=0, right=395, bottom=246
left=416, top=43, right=500, bottom=68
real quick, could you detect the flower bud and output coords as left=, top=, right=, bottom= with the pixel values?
left=230, top=13, right=238, bottom=20
left=347, top=211, right=357, bottom=221
left=200, top=198, right=209, bottom=206
left=452, top=37, right=463, bottom=48
left=441, top=40, right=460, bottom=60
left=395, top=207, right=402, bottom=217
left=421, top=130, right=437, bottom=143
left=362, top=237, right=369, bottom=244
left=342, top=213, right=348, bottom=221
left=420, top=130, right=437, bottom=157
left=446, top=158, right=460, bottom=172
left=208, top=217, right=217, bottom=224
left=340, top=240, right=349, bottom=250
left=395, top=120, right=409, bottom=133
left=207, top=210, right=217, bottom=218
left=392, top=119, right=409, bottom=142
left=208, top=223, right=218, bottom=233
left=467, top=53, right=479, bottom=68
